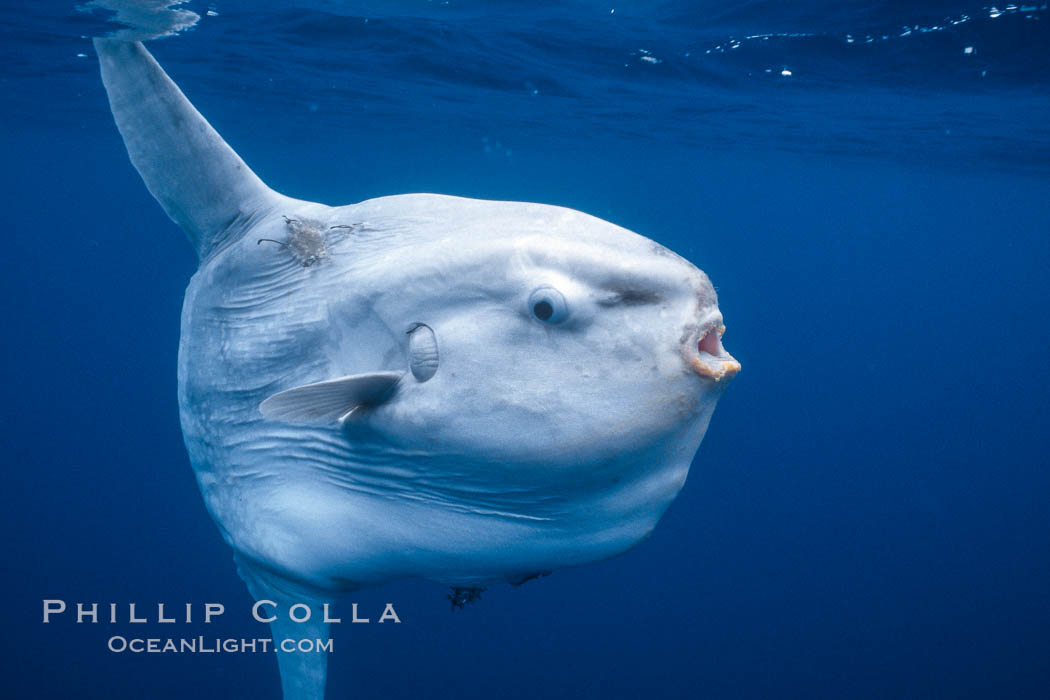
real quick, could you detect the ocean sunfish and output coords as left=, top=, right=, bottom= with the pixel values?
left=94, top=38, right=740, bottom=700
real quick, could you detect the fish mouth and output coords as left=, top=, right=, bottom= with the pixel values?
left=685, top=316, right=741, bottom=383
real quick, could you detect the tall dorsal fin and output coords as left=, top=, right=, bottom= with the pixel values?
left=95, top=39, right=281, bottom=259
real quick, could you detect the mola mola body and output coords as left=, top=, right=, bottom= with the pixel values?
left=95, top=38, right=739, bottom=700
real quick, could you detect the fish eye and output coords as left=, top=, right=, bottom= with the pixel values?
left=528, top=287, right=568, bottom=324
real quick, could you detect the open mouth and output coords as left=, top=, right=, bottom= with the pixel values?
left=689, top=322, right=741, bottom=382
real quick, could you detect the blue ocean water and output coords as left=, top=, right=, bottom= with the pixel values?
left=3, top=1, right=1049, bottom=698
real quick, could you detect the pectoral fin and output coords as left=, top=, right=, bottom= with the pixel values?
left=260, top=371, right=404, bottom=424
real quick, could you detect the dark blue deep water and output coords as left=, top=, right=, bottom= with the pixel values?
left=3, top=1, right=1049, bottom=698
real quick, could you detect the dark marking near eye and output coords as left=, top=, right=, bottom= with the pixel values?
left=597, top=288, right=662, bottom=307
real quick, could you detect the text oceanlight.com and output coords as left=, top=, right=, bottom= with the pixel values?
left=107, top=636, right=333, bottom=654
